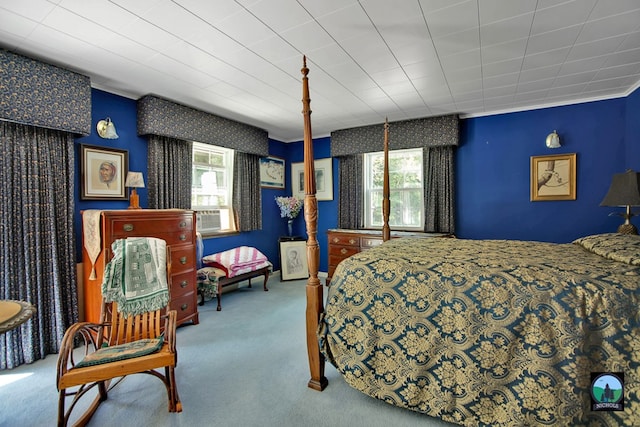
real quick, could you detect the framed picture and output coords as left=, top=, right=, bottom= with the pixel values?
left=260, top=155, right=285, bottom=189
left=280, top=240, right=309, bottom=281
left=530, top=153, right=576, bottom=201
left=291, top=157, right=333, bottom=201
left=80, top=144, right=129, bottom=200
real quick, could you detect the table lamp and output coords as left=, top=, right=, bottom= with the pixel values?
left=125, top=172, right=144, bottom=209
left=600, top=169, right=640, bottom=234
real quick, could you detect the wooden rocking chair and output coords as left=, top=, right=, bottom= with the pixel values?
left=56, top=244, right=181, bottom=426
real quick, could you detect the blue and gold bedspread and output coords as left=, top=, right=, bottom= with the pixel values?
left=318, top=234, right=640, bottom=426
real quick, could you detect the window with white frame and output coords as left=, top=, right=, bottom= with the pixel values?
left=191, top=142, right=236, bottom=234
left=363, top=148, right=423, bottom=230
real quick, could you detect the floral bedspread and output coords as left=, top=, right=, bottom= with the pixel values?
left=318, top=235, right=640, bottom=426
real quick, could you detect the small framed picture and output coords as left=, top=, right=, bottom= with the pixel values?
left=291, top=157, right=333, bottom=201
left=80, top=144, right=129, bottom=200
left=279, top=240, right=309, bottom=281
left=260, top=155, right=285, bottom=189
left=530, top=153, right=576, bottom=201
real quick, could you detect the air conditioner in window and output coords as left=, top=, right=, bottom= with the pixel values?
left=196, top=210, right=221, bottom=232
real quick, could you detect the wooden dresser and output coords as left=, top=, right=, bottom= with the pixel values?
left=81, top=209, right=199, bottom=327
left=326, top=229, right=452, bottom=285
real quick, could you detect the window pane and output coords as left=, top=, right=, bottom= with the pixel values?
left=364, top=148, right=423, bottom=230
left=191, top=142, right=235, bottom=233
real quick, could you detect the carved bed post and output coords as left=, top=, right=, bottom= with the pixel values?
left=382, top=118, right=390, bottom=242
left=301, top=56, right=328, bottom=391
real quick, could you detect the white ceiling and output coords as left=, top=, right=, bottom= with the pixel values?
left=2, top=0, right=640, bottom=142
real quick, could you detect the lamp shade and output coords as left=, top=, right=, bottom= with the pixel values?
left=600, top=170, right=640, bottom=207
left=125, top=172, right=145, bottom=188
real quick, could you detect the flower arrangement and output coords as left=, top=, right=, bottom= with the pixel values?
left=275, top=196, right=303, bottom=219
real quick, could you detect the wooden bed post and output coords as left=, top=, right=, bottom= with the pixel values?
left=382, top=118, right=390, bottom=242
left=301, top=56, right=328, bottom=391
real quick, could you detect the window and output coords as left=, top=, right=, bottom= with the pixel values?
left=363, top=148, right=423, bottom=230
left=191, top=142, right=236, bottom=234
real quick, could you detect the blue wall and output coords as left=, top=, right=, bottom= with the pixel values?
left=457, top=97, right=633, bottom=243
left=74, top=87, right=639, bottom=273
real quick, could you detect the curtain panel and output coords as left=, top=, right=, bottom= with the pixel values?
left=337, top=155, right=363, bottom=229
left=1, top=121, right=78, bottom=369
left=0, top=49, right=91, bottom=136
left=233, top=152, right=262, bottom=231
left=147, top=135, right=192, bottom=209
left=137, top=95, right=268, bottom=156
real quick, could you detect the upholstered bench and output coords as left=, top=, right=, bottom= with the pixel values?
left=196, top=246, right=271, bottom=311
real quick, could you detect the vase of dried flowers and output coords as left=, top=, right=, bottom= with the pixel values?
left=275, top=196, right=303, bottom=236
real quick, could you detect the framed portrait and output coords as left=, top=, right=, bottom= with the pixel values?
left=279, top=240, right=309, bottom=281
left=530, top=153, right=576, bottom=201
left=260, top=155, right=285, bottom=188
left=291, top=157, right=333, bottom=201
left=80, top=144, right=129, bottom=200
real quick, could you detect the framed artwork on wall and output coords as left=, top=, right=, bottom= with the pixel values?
left=80, top=144, right=129, bottom=200
left=260, top=155, right=285, bottom=189
left=530, top=153, right=576, bottom=201
left=279, top=239, right=309, bottom=281
left=291, top=157, right=333, bottom=201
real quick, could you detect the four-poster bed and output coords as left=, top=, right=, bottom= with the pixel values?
left=300, top=57, right=639, bottom=426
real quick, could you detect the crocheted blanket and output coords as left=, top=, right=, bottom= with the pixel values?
left=202, top=246, right=270, bottom=278
left=102, top=237, right=169, bottom=316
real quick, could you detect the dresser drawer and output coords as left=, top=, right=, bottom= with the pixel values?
left=169, top=246, right=195, bottom=273
left=361, top=237, right=383, bottom=248
left=171, top=270, right=194, bottom=298
left=328, top=234, right=359, bottom=247
left=329, top=245, right=359, bottom=258
left=170, top=293, right=196, bottom=318
left=108, top=217, right=193, bottom=245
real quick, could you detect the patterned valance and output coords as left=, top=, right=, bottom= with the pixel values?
left=137, top=95, right=268, bottom=156
left=0, top=49, right=91, bottom=135
left=331, top=114, right=459, bottom=157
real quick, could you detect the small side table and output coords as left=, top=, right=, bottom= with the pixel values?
left=0, top=300, right=36, bottom=334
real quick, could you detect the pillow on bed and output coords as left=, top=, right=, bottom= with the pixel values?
left=573, top=233, right=640, bottom=265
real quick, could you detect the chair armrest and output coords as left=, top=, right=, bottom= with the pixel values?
left=163, top=310, right=178, bottom=354
left=56, top=321, right=108, bottom=389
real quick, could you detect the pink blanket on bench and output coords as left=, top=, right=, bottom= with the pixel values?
left=202, top=246, right=270, bottom=278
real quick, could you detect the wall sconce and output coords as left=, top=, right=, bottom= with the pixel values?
left=600, top=169, right=640, bottom=234
left=545, top=130, right=561, bottom=148
left=125, top=172, right=145, bottom=209
left=96, top=117, right=119, bottom=139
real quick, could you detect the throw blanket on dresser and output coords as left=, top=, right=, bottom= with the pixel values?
left=202, top=246, right=270, bottom=278
left=102, top=237, right=169, bottom=316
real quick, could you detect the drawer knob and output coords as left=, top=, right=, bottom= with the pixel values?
left=180, top=256, right=187, bottom=264
left=332, top=238, right=339, bottom=243
left=179, top=234, right=186, bottom=241
left=349, top=239, right=356, bottom=244
left=179, top=221, right=187, bottom=228
left=180, top=280, right=188, bottom=288
left=181, top=304, right=188, bottom=311
left=340, top=248, right=347, bottom=255
left=123, top=224, right=134, bottom=232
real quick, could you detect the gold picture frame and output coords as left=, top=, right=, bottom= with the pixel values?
left=530, top=153, right=576, bottom=201
left=80, top=144, right=129, bottom=200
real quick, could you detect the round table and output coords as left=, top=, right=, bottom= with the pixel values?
left=0, top=300, right=36, bottom=333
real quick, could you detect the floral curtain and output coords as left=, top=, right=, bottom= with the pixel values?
left=147, top=135, right=192, bottom=209
left=233, top=152, right=261, bottom=231
left=337, top=155, right=363, bottom=229
left=424, top=146, right=455, bottom=233
left=0, top=121, right=78, bottom=369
